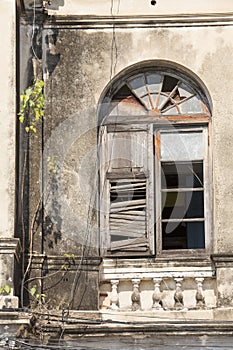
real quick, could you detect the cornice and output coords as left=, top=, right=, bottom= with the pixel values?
left=0, top=238, right=22, bottom=262
left=43, top=12, right=233, bottom=29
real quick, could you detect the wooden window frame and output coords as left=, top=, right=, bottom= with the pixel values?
left=99, top=116, right=212, bottom=258
left=98, top=67, right=212, bottom=258
left=154, top=124, right=212, bottom=258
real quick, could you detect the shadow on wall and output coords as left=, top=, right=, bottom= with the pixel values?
left=23, top=0, right=65, bottom=11
left=43, top=161, right=62, bottom=249
left=47, top=0, right=65, bottom=10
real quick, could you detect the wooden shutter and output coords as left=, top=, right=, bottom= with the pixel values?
left=99, top=125, right=152, bottom=256
left=108, top=177, right=149, bottom=254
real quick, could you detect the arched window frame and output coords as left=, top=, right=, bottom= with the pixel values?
left=98, top=64, right=212, bottom=258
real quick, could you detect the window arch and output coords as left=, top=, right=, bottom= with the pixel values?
left=99, top=62, right=212, bottom=257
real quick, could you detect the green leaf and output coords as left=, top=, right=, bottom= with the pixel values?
left=19, top=115, right=24, bottom=123
left=19, top=79, right=45, bottom=136
left=0, top=284, right=11, bottom=295
left=30, top=285, right=37, bottom=297
left=29, top=99, right=35, bottom=108
left=25, top=87, right=33, bottom=96
left=4, top=285, right=11, bottom=294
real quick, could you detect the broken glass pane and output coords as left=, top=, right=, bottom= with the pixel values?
left=162, top=75, right=178, bottom=93
left=180, top=96, right=203, bottom=114
left=161, top=161, right=203, bottom=189
left=178, top=83, right=194, bottom=99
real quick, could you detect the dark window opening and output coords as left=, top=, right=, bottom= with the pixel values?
left=162, top=221, right=205, bottom=250
left=162, top=75, right=179, bottom=93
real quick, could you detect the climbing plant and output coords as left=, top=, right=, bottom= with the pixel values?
left=18, top=78, right=45, bottom=134
left=18, top=78, right=45, bottom=307
left=0, top=284, right=11, bottom=295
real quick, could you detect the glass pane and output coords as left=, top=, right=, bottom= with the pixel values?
left=178, top=83, right=193, bottom=99
left=162, top=221, right=205, bottom=250
left=162, top=191, right=204, bottom=219
left=141, top=95, right=151, bottom=110
left=158, top=94, right=169, bottom=110
left=179, top=96, right=203, bottom=114
left=160, top=131, right=204, bottom=160
left=163, top=106, right=179, bottom=115
left=127, top=75, right=147, bottom=97
left=161, top=161, right=203, bottom=189
left=151, top=93, right=159, bottom=109
left=146, top=73, right=161, bottom=94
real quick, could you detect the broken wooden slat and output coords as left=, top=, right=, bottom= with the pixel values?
left=110, top=213, right=145, bottom=221
left=111, top=237, right=148, bottom=250
left=111, top=236, right=148, bottom=246
left=110, top=204, right=146, bottom=213
left=110, top=198, right=146, bottom=208
left=113, top=210, right=146, bottom=216
left=111, top=182, right=146, bottom=190
left=109, top=179, right=148, bottom=252
left=110, top=231, right=144, bottom=238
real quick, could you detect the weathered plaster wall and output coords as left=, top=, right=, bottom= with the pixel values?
left=42, top=24, right=233, bottom=257
left=0, top=0, right=16, bottom=239
left=18, top=0, right=233, bottom=309
left=0, top=0, right=20, bottom=301
left=46, top=0, right=233, bottom=16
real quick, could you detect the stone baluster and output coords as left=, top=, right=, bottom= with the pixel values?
left=174, top=277, right=184, bottom=309
left=152, top=278, right=163, bottom=310
left=195, top=277, right=205, bottom=308
left=110, top=279, right=119, bottom=310
left=131, top=279, right=141, bottom=311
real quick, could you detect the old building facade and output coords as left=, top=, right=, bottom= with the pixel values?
left=1, top=0, right=233, bottom=324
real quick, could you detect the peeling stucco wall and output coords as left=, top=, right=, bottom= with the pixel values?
left=46, top=0, right=233, bottom=16
left=15, top=0, right=233, bottom=310
left=0, top=0, right=20, bottom=301
left=41, top=24, right=233, bottom=256
left=0, top=0, right=16, bottom=239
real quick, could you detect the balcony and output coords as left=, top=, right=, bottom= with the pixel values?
left=99, top=258, right=216, bottom=312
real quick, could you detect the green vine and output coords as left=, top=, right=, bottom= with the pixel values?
left=0, top=284, right=11, bottom=295
left=18, top=78, right=45, bottom=134
left=19, top=78, right=45, bottom=307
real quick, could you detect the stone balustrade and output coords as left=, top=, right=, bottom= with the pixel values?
left=107, top=275, right=210, bottom=311
left=100, top=259, right=216, bottom=311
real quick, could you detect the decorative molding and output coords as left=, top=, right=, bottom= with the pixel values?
left=212, top=254, right=233, bottom=268
left=30, top=254, right=102, bottom=271
left=0, top=238, right=22, bottom=262
left=100, top=258, right=215, bottom=280
left=43, top=13, right=233, bottom=29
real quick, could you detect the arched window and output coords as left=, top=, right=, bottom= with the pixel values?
left=99, top=63, right=211, bottom=257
